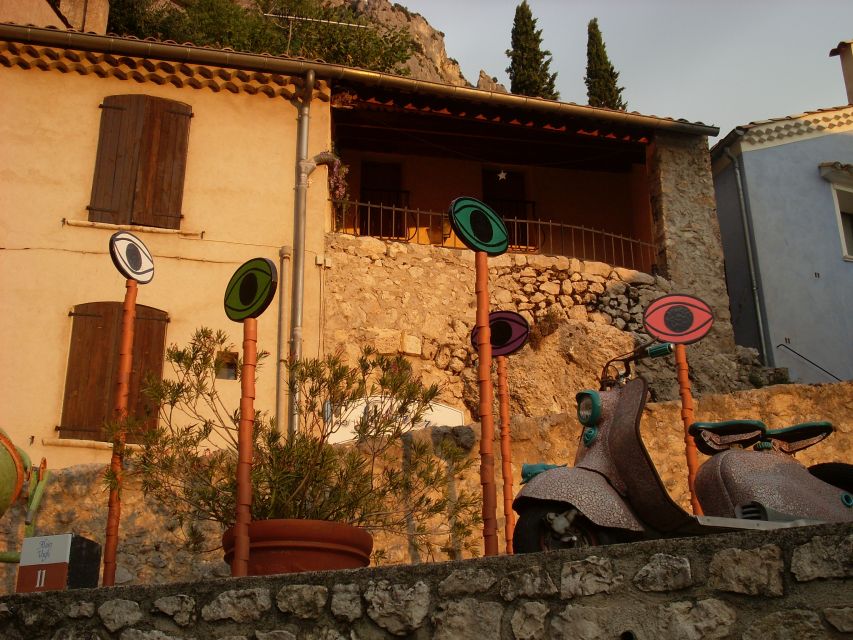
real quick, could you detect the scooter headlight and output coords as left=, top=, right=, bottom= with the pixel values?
left=576, top=391, right=602, bottom=427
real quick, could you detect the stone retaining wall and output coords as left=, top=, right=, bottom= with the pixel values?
left=1, top=523, right=851, bottom=639
left=324, top=234, right=750, bottom=418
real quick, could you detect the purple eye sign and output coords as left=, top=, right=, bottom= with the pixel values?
left=470, top=311, right=530, bottom=357
left=109, top=231, right=154, bottom=284
left=643, top=294, right=713, bottom=345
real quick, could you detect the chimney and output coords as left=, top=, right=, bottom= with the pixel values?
left=830, top=40, right=853, bottom=105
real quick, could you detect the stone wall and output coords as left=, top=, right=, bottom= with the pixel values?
left=1, top=523, right=851, bottom=639
left=1, top=380, right=849, bottom=594
left=324, top=233, right=752, bottom=417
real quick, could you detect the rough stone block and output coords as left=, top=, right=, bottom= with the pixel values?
left=66, top=602, right=95, bottom=619
left=656, top=598, right=736, bottom=640
left=437, top=568, right=496, bottom=597
left=550, top=604, right=608, bottom=640
left=372, top=329, right=400, bottom=355
left=560, top=556, right=623, bottom=599
left=331, top=584, right=362, bottom=622
left=510, top=601, right=550, bottom=640
left=119, top=631, right=182, bottom=640
left=256, top=631, right=297, bottom=640
left=539, top=281, right=561, bottom=296
left=98, top=599, right=142, bottom=632
left=499, top=565, right=557, bottom=601
left=364, top=580, right=430, bottom=635
left=276, top=585, right=328, bottom=619
left=582, top=261, right=612, bottom=278
left=431, top=598, right=503, bottom=640
left=633, top=554, right=693, bottom=592
left=400, top=334, right=422, bottom=356
left=613, top=267, right=655, bottom=285
left=741, top=610, right=826, bottom=640
left=791, top=533, right=853, bottom=581
left=709, top=544, right=784, bottom=596
left=152, top=595, right=195, bottom=627
left=825, top=607, right=853, bottom=633
left=200, top=588, right=271, bottom=623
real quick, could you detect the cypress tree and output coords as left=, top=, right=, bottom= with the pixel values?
left=584, top=18, right=626, bottom=110
left=505, top=1, right=559, bottom=100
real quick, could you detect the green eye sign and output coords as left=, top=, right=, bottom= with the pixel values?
left=449, top=197, right=509, bottom=256
left=224, top=258, right=278, bottom=322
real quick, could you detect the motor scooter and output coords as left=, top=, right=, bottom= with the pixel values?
left=512, top=343, right=853, bottom=553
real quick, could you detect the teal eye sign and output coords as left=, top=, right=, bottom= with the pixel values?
left=224, top=258, right=278, bottom=322
left=449, top=197, right=509, bottom=256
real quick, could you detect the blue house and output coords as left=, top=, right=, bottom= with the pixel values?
left=711, top=41, right=853, bottom=383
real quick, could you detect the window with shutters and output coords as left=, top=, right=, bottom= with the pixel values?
left=59, top=302, right=168, bottom=442
left=88, top=95, right=192, bottom=230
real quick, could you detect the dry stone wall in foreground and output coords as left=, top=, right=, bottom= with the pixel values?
left=0, top=523, right=851, bottom=639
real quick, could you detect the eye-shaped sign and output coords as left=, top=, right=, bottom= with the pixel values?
left=643, top=294, right=714, bottom=345
left=224, top=258, right=278, bottom=322
left=448, top=197, right=509, bottom=256
left=109, top=232, right=154, bottom=284
left=470, top=311, right=530, bottom=357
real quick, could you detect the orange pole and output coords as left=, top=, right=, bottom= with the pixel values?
left=475, top=251, right=498, bottom=557
left=232, top=317, right=257, bottom=577
left=675, top=343, right=703, bottom=515
left=497, top=355, right=514, bottom=555
left=102, top=278, right=137, bottom=586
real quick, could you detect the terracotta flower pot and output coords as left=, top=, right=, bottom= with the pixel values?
left=222, top=519, right=373, bottom=575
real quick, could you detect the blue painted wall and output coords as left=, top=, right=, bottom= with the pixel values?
left=716, top=132, right=853, bottom=383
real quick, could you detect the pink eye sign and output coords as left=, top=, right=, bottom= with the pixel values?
left=643, top=294, right=713, bottom=344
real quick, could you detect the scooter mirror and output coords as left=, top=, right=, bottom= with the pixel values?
left=576, top=391, right=601, bottom=426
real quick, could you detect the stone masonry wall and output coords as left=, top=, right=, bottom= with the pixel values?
left=1, top=523, right=851, bottom=639
left=324, top=233, right=750, bottom=417
left=1, top=380, right=850, bottom=594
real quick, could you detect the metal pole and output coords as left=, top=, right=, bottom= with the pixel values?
left=287, top=70, right=314, bottom=436
left=275, top=245, right=292, bottom=433
left=497, top=355, right=514, bottom=554
left=475, top=251, right=498, bottom=556
left=233, top=317, right=258, bottom=577
left=102, top=278, right=137, bottom=586
left=675, top=343, right=703, bottom=515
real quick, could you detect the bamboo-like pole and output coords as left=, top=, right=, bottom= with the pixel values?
left=475, top=251, right=498, bottom=557
left=232, top=317, right=258, bottom=577
left=675, top=343, right=703, bottom=515
left=497, top=355, right=514, bottom=555
left=102, top=278, right=137, bottom=587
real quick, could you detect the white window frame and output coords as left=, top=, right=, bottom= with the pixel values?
left=819, top=163, right=853, bottom=261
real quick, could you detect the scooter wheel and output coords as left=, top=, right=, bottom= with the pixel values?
left=513, top=500, right=616, bottom=554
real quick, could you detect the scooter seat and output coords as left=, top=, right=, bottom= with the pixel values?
left=689, top=420, right=767, bottom=455
left=763, top=422, right=833, bottom=454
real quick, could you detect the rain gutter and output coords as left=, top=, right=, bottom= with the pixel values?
left=0, top=24, right=719, bottom=137
left=723, top=141, right=770, bottom=365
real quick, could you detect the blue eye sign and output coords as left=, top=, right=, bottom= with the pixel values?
left=470, top=310, right=530, bottom=357
left=224, top=258, right=278, bottom=322
left=449, top=197, right=509, bottom=256
left=109, top=232, right=154, bottom=284
left=643, top=294, right=713, bottom=344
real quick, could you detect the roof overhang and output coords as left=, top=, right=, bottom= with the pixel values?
left=0, top=23, right=718, bottom=139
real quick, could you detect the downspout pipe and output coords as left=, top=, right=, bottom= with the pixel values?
left=275, top=245, right=292, bottom=433
left=287, top=69, right=340, bottom=435
left=724, top=145, right=770, bottom=364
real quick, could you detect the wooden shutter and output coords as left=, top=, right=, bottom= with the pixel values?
left=88, top=95, right=192, bottom=230
left=59, top=302, right=168, bottom=442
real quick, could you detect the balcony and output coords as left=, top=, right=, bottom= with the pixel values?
left=333, top=200, right=656, bottom=273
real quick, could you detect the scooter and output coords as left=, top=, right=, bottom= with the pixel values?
left=512, top=342, right=853, bottom=553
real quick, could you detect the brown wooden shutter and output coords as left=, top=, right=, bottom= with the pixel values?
left=59, top=302, right=168, bottom=442
left=88, top=95, right=191, bottom=230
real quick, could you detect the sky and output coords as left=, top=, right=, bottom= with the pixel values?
left=399, top=0, right=853, bottom=141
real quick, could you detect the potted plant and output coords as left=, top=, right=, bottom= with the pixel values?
left=135, top=328, right=479, bottom=574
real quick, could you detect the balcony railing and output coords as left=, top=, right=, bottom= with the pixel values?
left=333, top=200, right=657, bottom=273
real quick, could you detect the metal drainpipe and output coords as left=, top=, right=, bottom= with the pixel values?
left=287, top=69, right=340, bottom=435
left=724, top=146, right=770, bottom=364
left=275, top=245, right=292, bottom=433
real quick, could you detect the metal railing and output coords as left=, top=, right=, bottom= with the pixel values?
left=333, top=199, right=657, bottom=273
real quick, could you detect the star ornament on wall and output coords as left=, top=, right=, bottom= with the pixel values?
left=497, top=170, right=507, bottom=181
